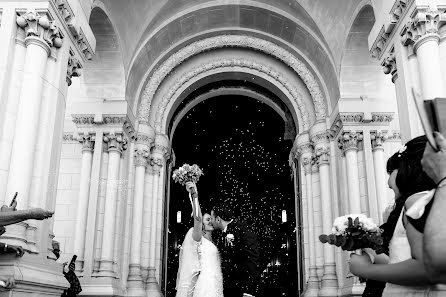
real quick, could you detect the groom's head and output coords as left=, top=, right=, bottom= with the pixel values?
left=211, top=202, right=233, bottom=230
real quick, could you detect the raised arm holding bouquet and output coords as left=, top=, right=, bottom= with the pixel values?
left=172, top=164, right=204, bottom=221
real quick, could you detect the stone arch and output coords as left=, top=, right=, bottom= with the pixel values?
left=137, top=35, right=326, bottom=127
left=339, top=3, right=396, bottom=106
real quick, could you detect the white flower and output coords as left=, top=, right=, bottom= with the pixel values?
left=226, top=233, right=235, bottom=246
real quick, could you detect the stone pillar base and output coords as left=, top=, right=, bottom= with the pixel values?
left=146, top=268, right=162, bottom=297
left=318, top=263, right=338, bottom=297
left=79, top=278, right=125, bottom=296
left=0, top=253, right=68, bottom=297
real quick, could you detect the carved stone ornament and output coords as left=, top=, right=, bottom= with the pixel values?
left=154, top=58, right=310, bottom=132
left=103, top=116, right=127, bottom=125
left=311, top=131, right=329, bottom=146
left=338, top=131, right=363, bottom=152
left=138, top=35, right=327, bottom=124
left=124, top=120, right=136, bottom=141
left=296, top=142, right=314, bottom=158
left=370, top=131, right=388, bottom=150
left=382, top=49, right=397, bottom=82
left=104, top=133, right=127, bottom=153
left=301, top=155, right=314, bottom=174
left=401, top=7, right=446, bottom=47
left=134, top=148, right=150, bottom=167
left=371, top=112, right=395, bottom=124
left=66, top=49, right=82, bottom=86
left=370, top=0, right=413, bottom=59
left=72, top=115, right=94, bottom=126
left=78, top=133, right=95, bottom=152
left=16, top=9, right=63, bottom=49
left=340, top=113, right=364, bottom=124
left=150, top=157, right=164, bottom=170
left=386, top=131, right=402, bottom=141
left=62, top=133, right=76, bottom=142
left=315, top=146, right=330, bottom=166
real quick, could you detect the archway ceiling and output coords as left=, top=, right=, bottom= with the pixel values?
left=99, top=0, right=364, bottom=113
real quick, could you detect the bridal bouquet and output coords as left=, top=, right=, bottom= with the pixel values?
left=319, top=214, right=384, bottom=255
left=172, top=164, right=203, bottom=219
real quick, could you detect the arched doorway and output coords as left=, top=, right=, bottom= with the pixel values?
left=164, top=87, right=303, bottom=296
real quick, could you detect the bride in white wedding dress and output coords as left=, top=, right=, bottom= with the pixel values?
left=175, top=182, right=223, bottom=297
left=349, top=136, right=441, bottom=296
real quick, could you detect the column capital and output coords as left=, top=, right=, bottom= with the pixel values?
left=66, top=48, right=82, bottom=86
left=371, top=130, right=388, bottom=151
left=136, top=123, right=155, bottom=148
left=337, top=131, right=363, bottom=153
left=314, top=146, right=330, bottom=166
left=16, top=9, right=63, bottom=51
left=401, top=7, right=446, bottom=50
left=134, top=148, right=150, bottom=168
left=301, top=155, right=315, bottom=175
left=103, top=133, right=127, bottom=154
left=77, top=133, right=95, bottom=152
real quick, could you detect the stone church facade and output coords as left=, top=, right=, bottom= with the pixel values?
left=0, top=0, right=443, bottom=296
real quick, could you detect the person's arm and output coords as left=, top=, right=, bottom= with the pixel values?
left=0, top=208, right=53, bottom=227
left=350, top=221, right=431, bottom=286
left=186, top=182, right=202, bottom=242
left=421, top=132, right=446, bottom=283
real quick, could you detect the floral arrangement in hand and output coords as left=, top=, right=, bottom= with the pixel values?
left=172, top=164, right=203, bottom=219
left=172, top=164, right=203, bottom=186
left=319, top=214, right=384, bottom=255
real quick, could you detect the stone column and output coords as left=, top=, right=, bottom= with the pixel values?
left=4, top=10, right=63, bottom=248
left=338, top=131, right=363, bottom=214
left=0, top=26, right=26, bottom=205
left=296, top=133, right=318, bottom=297
left=310, top=121, right=338, bottom=296
left=371, top=131, right=388, bottom=223
left=98, top=133, right=127, bottom=277
left=127, top=123, right=154, bottom=295
left=146, top=134, right=169, bottom=297
left=73, top=133, right=95, bottom=273
left=311, top=162, right=324, bottom=281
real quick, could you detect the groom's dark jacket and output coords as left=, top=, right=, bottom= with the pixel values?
left=217, top=220, right=261, bottom=295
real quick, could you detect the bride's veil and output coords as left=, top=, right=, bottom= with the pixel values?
left=175, top=228, right=201, bottom=297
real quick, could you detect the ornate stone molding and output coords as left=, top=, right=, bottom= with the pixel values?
left=371, top=112, right=395, bottom=125
left=311, top=131, right=329, bottom=146
left=72, top=115, right=94, bottom=126
left=386, top=131, right=402, bottom=141
left=66, top=48, right=82, bottom=86
left=340, top=113, right=364, bottom=124
left=62, top=133, right=76, bottom=142
left=138, top=35, right=327, bottom=124
left=50, top=0, right=93, bottom=61
left=78, top=133, right=95, bottom=152
left=382, top=47, right=397, bottom=83
left=314, top=147, right=330, bottom=166
left=154, top=58, right=310, bottom=132
left=16, top=9, right=63, bottom=50
left=338, top=131, right=363, bottom=152
left=124, top=120, right=136, bottom=141
left=134, top=148, right=150, bottom=167
left=401, top=7, right=446, bottom=49
left=301, top=155, right=314, bottom=175
left=371, top=0, right=414, bottom=59
left=370, top=131, right=388, bottom=150
left=104, top=133, right=127, bottom=153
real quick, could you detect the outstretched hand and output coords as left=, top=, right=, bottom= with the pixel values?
left=28, top=208, right=54, bottom=220
left=0, top=276, right=15, bottom=289
left=7, top=245, right=24, bottom=257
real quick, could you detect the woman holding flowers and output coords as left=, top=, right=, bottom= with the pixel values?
left=349, top=136, right=439, bottom=296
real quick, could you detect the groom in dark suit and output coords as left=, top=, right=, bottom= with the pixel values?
left=211, top=202, right=261, bottom=297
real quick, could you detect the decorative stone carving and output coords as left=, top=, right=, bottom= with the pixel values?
left=387, top=131, right=402, bottom=141
left=63, top=133, right=76, bottom=142
left=54, top=0, right=74, bottom=24
left=382, top=48, right=397, bottom=82
left=16, top=10, right=63, bottom=49
left=340, top=113, right=364, bottom=124
left=78, top=133, right=95, bottom=152
left=104, top=133, right=127, bottom=153
left=301, top=155, right=314, bottom=175
left=371, top=113, right=395, bottom=124
left=66, top=49, right=82, bottom=86
left=72, top=115, right=95, bottom=126
left=328, top=116, right=343, bottom=140
left=103, top=116, right=127, bottom=125
left=311, top=131, right=329, bottom=146
left=370, top=131, right=388, bottom=150
left=338, top=131, right=363, bottom=152
left=370, top=0, right=413, bottom=59
left=401, top=7, right=446, bottom=47
left=154, top=58, right=310, bottom=132
left=124, top=120, right=136, bottom=141
left=138, top=35, right=327, bottom=123
left=134, top=148, right=150, bottom=167
left=314, top=147, right=330, bottom=166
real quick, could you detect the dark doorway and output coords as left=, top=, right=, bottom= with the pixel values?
left=165, top=95, right=301, bottom=297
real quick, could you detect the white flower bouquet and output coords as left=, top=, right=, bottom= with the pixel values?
left=319, top=214, right=384, bottom=255
left=172, top=164, right=204, bottom=219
